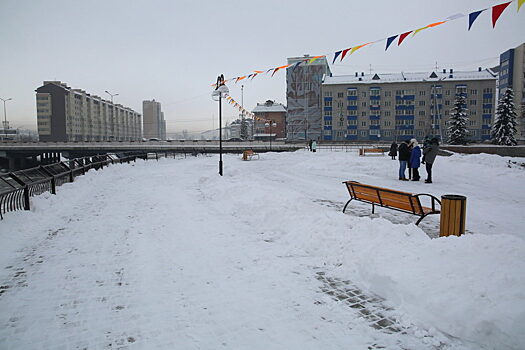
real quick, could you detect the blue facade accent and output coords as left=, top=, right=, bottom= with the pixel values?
left=369, top=135, right=380, bottom=141
left=482, top=135, right=491, bottom=140
left=347, top=96, right=357, bottom=101
left=347, top=125, right=357, bottom=129
left=395, top=115, right=415, bottom=120
left=324, top=126, right=332, bottom=130
left=324, top=97, right=333, bottom=102
left=397, top=125, right=414, bottom=130
left=369, top=116, right=380, bottom=120
left=370, top=96, right=381, bottom=100
left=347, top=115, right=357, bottom=120
left=370, top=106, right=380, bottom=110
left=346, top=134, right=358, bottom=140
left=483, top=104, right=493, bottom=109
left=499, top=48, right=515, bottom=90
left=431, top=94, right=443, bottom=99
left=324, top=135, right=333, bottom=141
left=347, top=106, right=358, bottom=110
left=396, top=95, right=415, bottom=100
left=481, top=125, right=491, bottom=130
left=324, top=116, right=332, bottom=120
left=324, top=107, right=332, bottom=111
left=395, top=105, right=415, bottom=110
left=369, top=125, right=380, bottom=130
left=483, top=93, right=493, bottom=99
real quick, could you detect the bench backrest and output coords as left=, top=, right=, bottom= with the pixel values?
left=344, top=181, right=424, bottom=215
left=364, top=148, right=383, bottom=153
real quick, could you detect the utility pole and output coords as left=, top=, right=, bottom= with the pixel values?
left=1, top=97, right=12, bottom=130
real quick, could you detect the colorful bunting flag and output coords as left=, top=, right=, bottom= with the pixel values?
left=385, top=35, right=398, bottom=51
left=307, top=55, right=324, bottom=64
left=412, top=26, right=428, bottom=36
left=519, top=0, right=525, bottom=12
left=350, top=43, right=371, bottom=55
left=492, top=2, right=511, bottom=27
left=292, top=61, right=302, bottom=71
left=398, top=31, right=412, bottom=45
left=271, top=67, right=280, bottom=77
left=340, top=48, right=351, bottom=61
left=427, top=21, right=447, bottom=27
left=332, top=50, right=342, bottom=63
left=468, top=10, right=484, bottom=30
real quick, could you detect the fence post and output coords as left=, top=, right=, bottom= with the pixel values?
left=9, top=173, right=30, bottom=211
left=439, top=195, right=467, bottom=237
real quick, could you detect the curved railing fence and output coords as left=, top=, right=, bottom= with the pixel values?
left=0, top=152, right=147, bottom=220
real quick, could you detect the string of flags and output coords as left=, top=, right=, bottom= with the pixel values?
left=225, top=96, right=272, bottom=122
left=212, top=0, right=523, bottom=87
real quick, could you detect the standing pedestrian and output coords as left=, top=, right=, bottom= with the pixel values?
left=409, top=138, right=421, bottom=181
left=422, top=138, right=440, bottom=183
left=389, top=141, right=398, bottom=160
left=308, top=139, right=313, bottom=151
left=397, top=140, right=410, bottom=180
left=311, top=140, right=317, bottom=153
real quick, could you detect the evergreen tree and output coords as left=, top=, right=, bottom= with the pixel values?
left=447, top=94, right=469, bottom=145
left=491, top=88, right=517, bottom=146
left=240, top=116, right=248, bottom=140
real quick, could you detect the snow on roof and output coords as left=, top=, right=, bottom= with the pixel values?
left=323, top=69, right=497, bottom=86
left=252, top=103, right=286, bottom=113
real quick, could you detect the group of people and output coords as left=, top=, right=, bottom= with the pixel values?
left=308, top=140, right=317, bottom=152
left=389, top=138, right=440, bottom=183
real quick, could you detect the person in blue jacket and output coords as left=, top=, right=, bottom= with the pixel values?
left=409, top=138, right=421, bottom=181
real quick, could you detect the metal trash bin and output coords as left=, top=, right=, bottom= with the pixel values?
left=439, top=194, right=467, bottom=237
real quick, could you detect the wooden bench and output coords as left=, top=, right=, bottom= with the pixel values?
left=342, top=181, right=441, bottom=225
left=242, top=150, right=259, bottom=161
left=359, top=148, right=385, bottom=156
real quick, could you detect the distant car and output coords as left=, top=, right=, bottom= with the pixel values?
left=148, top=138, right=161, bottom=141
left=227, top=138, right=243, bottom=142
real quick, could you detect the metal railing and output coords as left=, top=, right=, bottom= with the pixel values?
left=0, top=152, right=146, bottom=220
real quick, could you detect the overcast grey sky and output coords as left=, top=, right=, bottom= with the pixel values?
left=0, top=0, right=523, bottom=133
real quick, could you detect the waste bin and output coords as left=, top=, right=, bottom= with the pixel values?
left=439, top=195, right=467, bottom=237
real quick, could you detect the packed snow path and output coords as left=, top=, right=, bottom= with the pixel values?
left=1, top=151, right=524, bottom=349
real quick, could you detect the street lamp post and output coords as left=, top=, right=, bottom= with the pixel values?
left=265, top=120, right=277, bottom=151
left=212, top=78, right=229, bottom=176
left=0, top=97, right=12, bottom=130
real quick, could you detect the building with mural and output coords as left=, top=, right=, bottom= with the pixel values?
left=286, top=55, right=331, bottom=141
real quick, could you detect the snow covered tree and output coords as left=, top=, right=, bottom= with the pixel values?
left=240, top=116, right=248, bottom=140
left=447, top=94, right=469, bottom=145
left=491, top=88, right=517, bottom=146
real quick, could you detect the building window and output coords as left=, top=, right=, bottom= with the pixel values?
left=383, top=131, right=392, bottom=136
left=384, top=101, right=391, bottom=107
left=337, top=92, right=344, bottom=98
left=470, top=100, right=477, bottom=105
left=445, top=100, right=450, bottom=106
left=360, top=130, right=367, bottom=137
left=419, top=101, right=425, bottom=106
left=348, top=110, right=357, bottom=116
left=469, top=120, right=477, bottom=126
left=324, top=130, right=332, bottom=136
left=347, top=129, right=357, bottom=135
left=370, top=89, right=380, bottom=96
left=483, top=108, right=492, bottom=114
left=445, top=90, right=451, bottom=96
left=347, top=89, right=357, bottom=96
left=347, top=119, right=357, bottom=126
left=483, top=88, right=493, bottom=94
left=471, top=110, right=477, bottom=116
left=362, top=111, right=367, bottom=116
left=395, top=119, right=414, bottom=126
left=361, top=121, right=367, bottom=126
left=324, top=91, right=332, bottom=97
left=325, top=100, right=332, bottom=107
left=326, top=110, right=332, bottom=116
left=337, top=101, right=344, bottom=108
left=418, top=120, right=425, bottom=127
left=384, top=91, right=392, bottom=97
left=383, top=120, right=391, bottom=126
left=348, top=100, right=357, bottom=106
left=362, top=101, right=367, bottom=107
left=470, top=89, right=478, bottom=95
left=483, top=98, right=492, bottom=104
left=419, top=91, right=426, bottom=96
left=370, top=119, right=380, bottom=125
left=419, top=110, right=425, bottom=116
left=369, top=129, right=380, bottom=136
left=384, top=111, right=391, bottom=117
left=324, top=119, right=332, bottom=126
left=361, top=91, right=367, bottom=97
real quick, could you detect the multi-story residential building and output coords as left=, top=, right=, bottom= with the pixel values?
left=252, top=100, right=287, bottom=140
left=142, top=99, right=166, bottom=140
left=286, top=55, right=331, bottom=141
left=321, top=69, right=497, bottom=142
left=36, top=81, right=142, bottom=142
left=499, top=42, right=525, bottom=141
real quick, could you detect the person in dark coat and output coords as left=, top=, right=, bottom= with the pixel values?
left=409, top=138, right=421, bottom=181
left=422, top=138, right=439, bottom=183
left=397, top=140, right=410, bottom=180
left=389, top=141, right=398, bottom=160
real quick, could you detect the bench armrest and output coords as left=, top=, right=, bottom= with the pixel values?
left=414, top=193, right=441, bottom=211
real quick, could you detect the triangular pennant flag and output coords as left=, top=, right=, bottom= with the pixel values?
left=519, top=0, right=525, bottom=12
left=278, top=64, right=291, bottom=69
left=271, top=67, right=280, bottom=77
left=350, top=43, right=371, bottom=55
left=340, top=48, right=351, bottom=61
left=492, top=2, right=511, bottom=27
left=266, top=68, right=273, bottom=73
left=253, top=70, right=264, bottom=74
left=332, top=50, right=342, bottom=64
left=292, top=61, right=302, bottom=71
left=251, top=73, right=258, bottom=79
left=247, top=74, right=253, bottom=79
left=427, top=21, right=447, bottom=28
left=385, top=35, right=398, bottom=51
left=237, top=76, right=246, bottom=82
left=412, top=26, right=428, bottom=36
left=308, top=55, right=324, bottom=64
left=446, top=13, right=465, bottom=21
left=398, top=31, right=412, bottom=45
left=468, top=10, right=484, bottom=30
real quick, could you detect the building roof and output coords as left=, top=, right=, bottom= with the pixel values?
left=252, top=101, right=286, bottom=113
left=322, top=69, right=497, bottom=86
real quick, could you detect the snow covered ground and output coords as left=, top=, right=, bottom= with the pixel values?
left=0, top=149, right=524, bottom=350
